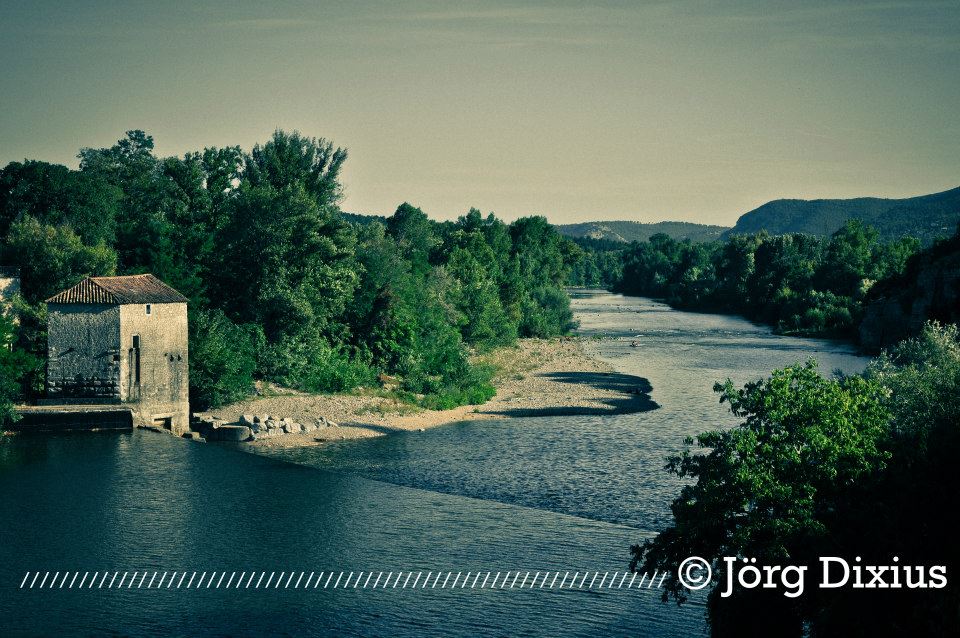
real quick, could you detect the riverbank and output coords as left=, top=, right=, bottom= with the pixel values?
left=202, top=337, right=657, bottom=448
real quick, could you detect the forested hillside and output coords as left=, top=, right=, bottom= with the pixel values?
left=0, top=130, right=578, bottom=418
left=726, top=186, right=960, bottom=244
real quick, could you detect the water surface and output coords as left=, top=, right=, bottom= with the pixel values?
left=265, top=292, right=868, bottom=532
left=0, top=291, right=869, bottom=636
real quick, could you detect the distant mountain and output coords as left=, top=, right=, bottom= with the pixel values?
left=725, top=186, right=960, bottom=244
left=556, top=220, right=729, bottom=243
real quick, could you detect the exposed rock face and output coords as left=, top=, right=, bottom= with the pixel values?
left=860, top=236, right=960, bottom=352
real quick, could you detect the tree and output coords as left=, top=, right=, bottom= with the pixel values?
left=0, top=160, right=119, bottom=246
left=213, top=182, right=357, bottom=343
left=0, top=313, right=41, bottom=424
left=633, top=361, right=891, bottom=636
left=509, top=216, right=575, bottom=336
left=245, top=130, right=347, bottom=205
left=1, top=216, right=116, bottom=304
left=446, top=246, right=515, bottom=350
left=815, top=220, right=879, bottom=297
left=188, top=310, right=262, bottom=410
left=386, top=202, right=436, bottom=275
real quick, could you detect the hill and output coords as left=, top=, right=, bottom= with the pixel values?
left=726, top=186, right=960, bottom=244
left=556, top=220, right=728, bottom=243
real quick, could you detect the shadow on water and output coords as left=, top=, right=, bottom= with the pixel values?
left=484, top=371, right=659, bottom=417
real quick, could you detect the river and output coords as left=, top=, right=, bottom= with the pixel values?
left=0, top=291, right=868, bottom=636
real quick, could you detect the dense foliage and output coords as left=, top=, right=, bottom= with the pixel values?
left=611, top=221, right=921, bottom=337
left=0, top=131, right=578, bottom=410
left=0, top=313, right=40, bottom=425
left=566, top=237, right=624, bottom=288
left=633, top=323, right=960, bottom=637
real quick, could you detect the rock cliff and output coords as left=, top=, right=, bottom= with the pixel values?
left=860, top=234, right=960, bottom=351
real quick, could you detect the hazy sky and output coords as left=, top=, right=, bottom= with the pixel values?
left=1, top=1, right=958, bottom=225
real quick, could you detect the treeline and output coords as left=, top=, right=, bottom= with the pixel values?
left=0, top=130, right=576, bottom=416
left=565, top=236, right=624, bottom=289
left=588, top=221, right=923, bottom=337
left=634, top=322, right=960, bottom=636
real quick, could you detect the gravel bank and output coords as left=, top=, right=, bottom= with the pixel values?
left=204, top=337, right=656, bottom=449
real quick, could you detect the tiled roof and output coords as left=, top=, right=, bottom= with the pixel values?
left=46, top=274, right=188, bottom=305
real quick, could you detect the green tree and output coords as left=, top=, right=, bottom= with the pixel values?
left=1, top=216, right=116, bottom=304
left=188, top=310, right=262, bottom=410
left=79, top=131, right=172, bottom=277
left=214, top=183, right=357, bottom=343
left=245, top=130, right=347, bottom=204
left=0, top=160, right=119, bottom=246
left=633, top=361, right=891, bottom=636
left=446, top=246, right=515, bottom=350
left=386, top=202, right=436, bottom=276
left=815, top=220, right=879, bottom=297
left=0, top=313, right=41, bottom=425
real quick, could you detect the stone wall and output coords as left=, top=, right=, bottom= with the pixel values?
left=119, top=302, right=189, bottom=435
left=46, top=304, right=122, bottom=400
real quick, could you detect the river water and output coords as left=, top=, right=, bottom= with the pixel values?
left=0, top=291, right=868, bottom=637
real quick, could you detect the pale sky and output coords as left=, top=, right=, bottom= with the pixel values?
left=1, top=1, right=958, bottom=225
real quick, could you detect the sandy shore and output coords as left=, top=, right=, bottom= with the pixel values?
left=204, top=337, right=656, bottom=449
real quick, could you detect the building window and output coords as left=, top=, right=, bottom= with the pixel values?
left=146, top=304, right=152, bottom=315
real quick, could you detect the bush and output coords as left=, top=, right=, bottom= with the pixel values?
left=415, top=362, right=496, bottom=410
left=188, top=310, right=261, bottom=410
left=260, top=329, right=377, bottom=393
left=0, top=313, right=41, bottom=424
left=519, top=285, right=575, bottom=337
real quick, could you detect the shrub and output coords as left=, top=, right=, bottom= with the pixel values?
left=260, top=329, right=377, bottom=393
left=0, top=313, right=41, bottom=424
left=188, top=309, right=261, bottom=410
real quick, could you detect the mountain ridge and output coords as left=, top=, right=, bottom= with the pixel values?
left=725, top=186, right=960, bottom=244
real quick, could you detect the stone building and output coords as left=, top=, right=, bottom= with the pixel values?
left=45, top=274, right=190, bottom=434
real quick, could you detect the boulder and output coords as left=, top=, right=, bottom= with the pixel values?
left=240, top=414, right=256, bottom=427
left=303, top=423, right=316, bottom=433
left=205, top=425, right=252, bottom=442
